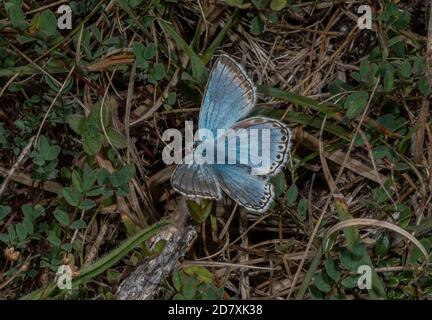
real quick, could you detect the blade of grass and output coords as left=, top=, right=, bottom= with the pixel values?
left=256, top=108, right=351, bottom=141
left=159, top=20, right=206, bottom=81
left=201, top=10, right=238, bottom=64
left=258, top=85, right=343, bottom=120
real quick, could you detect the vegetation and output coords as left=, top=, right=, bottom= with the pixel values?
left=0, top=0, right=431, bottom=300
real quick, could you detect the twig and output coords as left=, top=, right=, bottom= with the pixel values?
left=0, top=136, right=35, bottom=196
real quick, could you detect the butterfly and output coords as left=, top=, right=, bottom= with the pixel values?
left=171, top=55, right=292, bottom=213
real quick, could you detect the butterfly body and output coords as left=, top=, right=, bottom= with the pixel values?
left=171, top=55, right=291, bottom=213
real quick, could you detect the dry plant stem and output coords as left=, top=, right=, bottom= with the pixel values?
left=239, top=209, right=250, bottom=299
left=26, top=0, right=69, bottom=14
left=34, top=66, right=76, bottom=146
left=0, top=166, right=62, bottom=193
left=125, top=62, right=137, bottom=163
left=413, top=99, right=430, bottom=164
left=84, top=222, right=109, bottom=265
left=181, top=261, right=275, bottom=271
left=0, top=136, right=35, bottom=196
left=116, top=198, right=197, bottom=300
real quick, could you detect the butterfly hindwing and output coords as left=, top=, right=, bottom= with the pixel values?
left=213, top=164, right=274, bottom=213
left=198, top=55, right=256, bottom=136
left=217, top=117, right=291, bottom=176
left=171, top=163, right=221, bottom=200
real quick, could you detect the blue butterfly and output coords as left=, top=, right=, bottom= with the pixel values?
left=171, top=55, right=291, bottom=213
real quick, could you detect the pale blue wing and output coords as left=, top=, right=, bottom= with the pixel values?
left=198, top=55, right=256, bottom=137
left=212, top=164, right=274, bottom=213
left=171, top=163, right=221, bottom=199
left=215, top=117, right=291, bottom=176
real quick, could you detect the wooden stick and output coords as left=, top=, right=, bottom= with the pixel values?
left=116, top=198, right=197, bottom=300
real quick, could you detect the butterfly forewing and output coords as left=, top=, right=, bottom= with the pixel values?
left=198, top=55, right=256, bottom=136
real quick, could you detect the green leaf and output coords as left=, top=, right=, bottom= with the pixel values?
left=167, top=92, right=177, bottom=105
left=107, top=269, right=121, bottom=284
left=375, top=232, right=390, bottom=258
left=398, top=204, right=411, bottom=228
left=44, top=145, right=60, bottom=161
left=341, top=275, right=359, bottom=289
left=270, top=0, right=287, bottom=11
left=314, top=272, right=332, bottom=293
left=79, top=199, right=95, bottom=210
left=172, top=271, right=183, bottom=292
left=190, top=56, right=206, bottom=82
left=47, top=232, right=61, bottom=247
left=325, top=257, right=341, bottom=282
left=72, top=171, right=84, bottom=192
left=225, top=0, right=244, bottom=7
left=21, top=204, right=33, bottom=220
left=82, top=168, right=98, bottom=191
left=187, top=200, right=203, bottom=223
left=393, top=11, right=411, bottom=30
left=152, top=239, right=167, bottom=255
left=400, top=61, right=411, bottom=79
left=16, top=223, right=27, bottom=241
left=106, top=128, right=127, bottom=149
left=69, top=219, right=87, bottom=230
left=152, top=63, right=165, bottom=81
left=128, top=0, right=143, bottom=8
left=39, top=10, right=57, bottom=36
left=344, top=91, right=368, bottom=119
left=111, top=165, right=135, bottom=187
left=418, top=78, right=431, bottom=96
left=372, top=145, right=388, bottom=159
left=86, top=186, right=106, bottom=197
left=184, top=266, right=214, bottom=284
left=23, top=216, right=33, bottom=234
left=273, top=172, right=286, bottom=197
left=297, top=197, right=308, bottom=221
left=286, top=184, right=298, bottom=206
left=251, top=16, right=264, bottom=34
left=383, top=68, right=394, bottom=92
left=339, top=245, right=364, bottom=272
left=67, top=114, right=85, bottom=134
left=62, top=186, right=81, bottom=207
left=143, top=43, right=157, bottom=60
left=0, top=205, right=12, bottom=222
left=387, top=277, right=399, bottom=288
left=83, top=132, right=102, bottom=155
left=182, top=278, right=197, bottom=299
left=33, top=205, right=45, bottom=219
left=8, top=5, right=26, bottom=30
left=132, top=43, right=147, bottom=68
left=54, top=208, right=69, bottom=226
